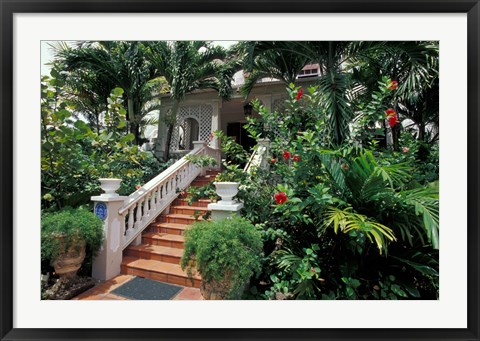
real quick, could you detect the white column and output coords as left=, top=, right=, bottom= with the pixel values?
left=91, top=188, right=126, bottom=281
left=210, top=101, right=221, bottom=149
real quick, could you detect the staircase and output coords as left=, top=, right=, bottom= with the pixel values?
left=120, top=170, right=219, bottom=288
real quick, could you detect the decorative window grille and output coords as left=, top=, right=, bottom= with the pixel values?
left=170, top=104, right=213, bottom=151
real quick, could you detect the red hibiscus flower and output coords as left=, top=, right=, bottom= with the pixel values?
left=283, top=151, right=291, bottom=160
left=388, top=80, right=398, bottom=90
left=292, top=154, right=301, bottom=162
left=296, top=88, right=304, bottom=100
left=402, top=147, right=410, bottom=153
left=274, top=192, right=288, bottom=204
left=270, top=158, right=277, bottom=164
left=386, top=109, right=398, bottom=127
left=135, top=184, right=141, bottom=190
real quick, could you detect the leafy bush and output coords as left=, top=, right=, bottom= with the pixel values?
left=181, top=216, right=263, bottom=299
left=41, top=208, right=104, bottom=265
left=184, top=154, right=218, bottom=168
left=41, top=77, right=166, bottom=211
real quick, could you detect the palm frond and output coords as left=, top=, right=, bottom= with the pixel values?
left=323, top=206, right=396, bottom=254
left=400, top=187, right=439, bottom=249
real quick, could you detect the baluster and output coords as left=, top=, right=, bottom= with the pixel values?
left=127, top=207, right=134, bottom=235
left=156, top=185, right=162, bottom=209
left=144, top=194, right=150, bottom=216
left=149, top=190, right=155, bottom=214
left=135, top=200, right=142, bottom=226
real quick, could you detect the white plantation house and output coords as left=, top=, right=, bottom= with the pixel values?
left=148, top=66, right=322, bottom=159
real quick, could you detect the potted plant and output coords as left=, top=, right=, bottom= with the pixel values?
left=213, top=164, right=245, bottom=204
left=181, top=216, right=263, bottom=299
left=41, top=208, right=104, bottom=282
left=97, top=170, right=122, bottom=197
left=185, top=154, right=218, bottom=176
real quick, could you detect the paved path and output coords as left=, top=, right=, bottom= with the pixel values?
left=73, top=274, right=204, bottom=300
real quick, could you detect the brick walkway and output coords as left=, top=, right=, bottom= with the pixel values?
left=73, top=274, right=203, bottom=300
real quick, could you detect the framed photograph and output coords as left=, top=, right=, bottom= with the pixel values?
left=1, top=1, right=479, bottom=340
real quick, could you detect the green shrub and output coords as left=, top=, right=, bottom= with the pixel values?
left=41, top=208, right=104, bottom=265
left=181, top=216, right=263, bottom=299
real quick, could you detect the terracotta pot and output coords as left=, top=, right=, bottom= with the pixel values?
left=200, top=278, right=231, bottom=300
left=51, top=233, right=86, bottom=279
left=200, top=274, right=248, bottom=300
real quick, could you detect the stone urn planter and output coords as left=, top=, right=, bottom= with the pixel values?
left=213, top=182, right=240, bottom=205
left=99, top=178, right=122, bottom=197
left=51, top=233, right=86, bottom=279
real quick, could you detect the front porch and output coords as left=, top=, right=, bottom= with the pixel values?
left=153, top=79, right=306, bottom=160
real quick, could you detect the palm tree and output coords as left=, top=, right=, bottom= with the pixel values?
left=239, top=41, right=376, bottom=145
left=54, top=41, right=156, bottom=144
left=144, top=41, right=239, bottom=160
left=242, top=41, right=438, bottom=147
left=381, top=41, right=439, bottom=143
left=233, top=41, right=308, bottom=97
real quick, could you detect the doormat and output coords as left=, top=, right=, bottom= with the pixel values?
left=111, top=277, right=182, bottom=300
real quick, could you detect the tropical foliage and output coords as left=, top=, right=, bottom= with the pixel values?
left=238, top=81, right=439, bottom=300
left=41, top=40, right=439, bottom=300
left=41, top=75, right=166, bottom=211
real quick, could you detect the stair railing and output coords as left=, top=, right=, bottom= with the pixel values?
left=244, top=138, right=271, bottom=173
left=91, top=141, right=220, bottom=281
left=119, top=141, right=220, bottom=249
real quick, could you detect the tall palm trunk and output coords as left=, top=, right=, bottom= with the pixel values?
left=163, top=100, right=180, bottom=161
left=127, top=98, right=139, bottom=144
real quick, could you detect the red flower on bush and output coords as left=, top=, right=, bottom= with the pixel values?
left=274, top=192, right=288, bottom=204
left=135, top=184, right=141, bottom=190
left=386, top=109, right=398, bottom=127
left=402, top=147, right=410, bottom=153
left=292, top=154, right=301, bottom=162
left=388, top=80, right=398, bottom=90
left=296, top=88, right=304, bottom=100
left=283, top=150, right=291, bottom=160
left=270, top=158, right=277, bottom=164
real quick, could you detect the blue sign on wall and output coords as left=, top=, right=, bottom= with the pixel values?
left=95, top=202, right=108, bottom=221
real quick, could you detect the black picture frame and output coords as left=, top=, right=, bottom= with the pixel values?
left=1, top=1, right=479, bottom=340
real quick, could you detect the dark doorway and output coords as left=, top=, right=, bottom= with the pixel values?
left=226, top=122, right=256, bottom=153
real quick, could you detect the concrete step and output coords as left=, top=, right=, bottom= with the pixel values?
left=142, top=232, right=185, bottom=249
left=121, top=256, right=201, bottom=288
left=148, top=222, right=191, bottom=235
left=173, top=198, right=215, bottom=208
left=171, top=205, right=210, bottom=215
left=159, top=213, right=206, bottom=225
left=124, top=244, right=184, bottom=264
